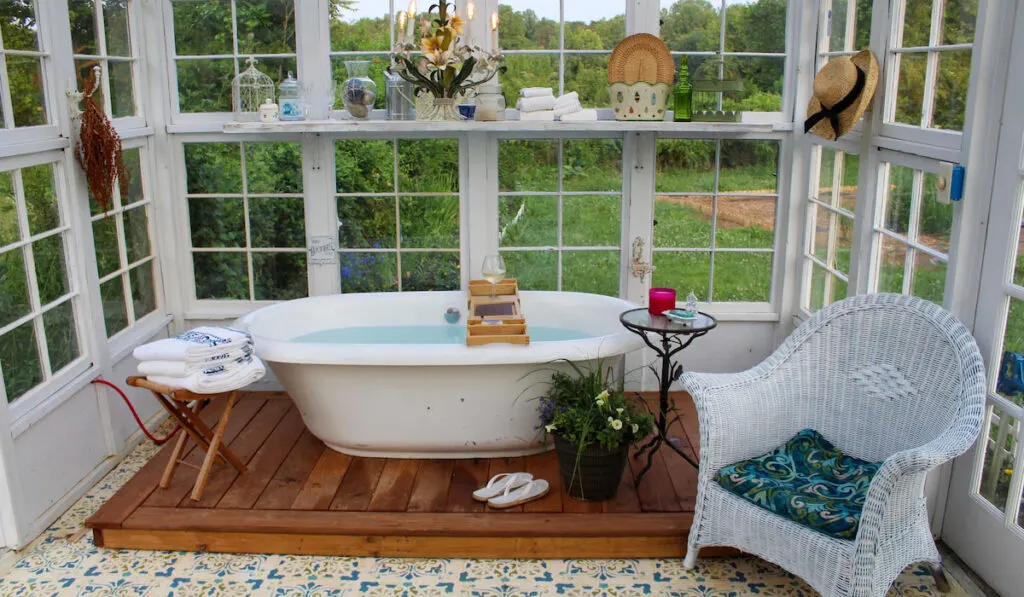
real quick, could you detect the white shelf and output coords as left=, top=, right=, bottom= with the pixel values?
left=221, top=119, right=788, bottom=134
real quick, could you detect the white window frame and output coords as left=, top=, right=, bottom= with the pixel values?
left=0, top=0, right=61, bottom=147
left=801, top=142, right=857, bottom=311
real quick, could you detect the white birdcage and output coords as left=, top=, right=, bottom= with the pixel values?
left=231, top=57, right=275, bottom=122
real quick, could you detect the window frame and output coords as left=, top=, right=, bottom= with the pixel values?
left=0, top=0, right=61, bottom=147
left=801, top=142, right=857, bottom=312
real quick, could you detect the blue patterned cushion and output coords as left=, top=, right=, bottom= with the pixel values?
left=714, top=429, right=881, bottom=540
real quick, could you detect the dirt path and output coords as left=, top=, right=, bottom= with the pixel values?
left=657, top=193, right=776, bottom=230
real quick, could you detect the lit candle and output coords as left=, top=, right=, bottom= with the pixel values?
left=465, top=1, right=475, bottom=47
left=397, top=11, right=407, bottom=45
left=490, top=10, right=499, bottom=50
left=406, top=0, right=417, bottom=37
left=648, top=287, right=677, bottom=316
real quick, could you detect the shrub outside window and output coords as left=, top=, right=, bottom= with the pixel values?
left=68, top=0, right=138, bottom=119
left=0, top=0, right=49, bottom=128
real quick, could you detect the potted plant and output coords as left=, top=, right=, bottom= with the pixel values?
left=537, top=361, right=654, bottom=501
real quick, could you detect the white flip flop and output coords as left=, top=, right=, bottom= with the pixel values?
left=487, top=479, right=550, bottom=509
left=472, top=472, right=533, bottom=502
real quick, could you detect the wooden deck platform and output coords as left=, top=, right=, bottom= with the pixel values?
left=86, top=391, right=726, bottom=559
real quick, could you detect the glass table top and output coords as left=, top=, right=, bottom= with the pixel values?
left=619, top=308, right=717, bottom=334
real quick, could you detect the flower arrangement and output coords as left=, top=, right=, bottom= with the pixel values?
left=390, top=1, right=504, bottom=119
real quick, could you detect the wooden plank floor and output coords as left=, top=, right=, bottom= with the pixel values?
left=87, top=391, right=731, bottom=559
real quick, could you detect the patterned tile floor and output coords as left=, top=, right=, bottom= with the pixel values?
left=0, top=427, right=967, bottom=596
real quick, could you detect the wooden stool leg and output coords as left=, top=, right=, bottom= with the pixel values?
left=159, top=428, right=191, bottom=489
left=190, top=390, right=240, bottom=501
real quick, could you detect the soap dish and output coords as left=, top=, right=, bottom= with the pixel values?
left=665, top=309, right=696, bottom=322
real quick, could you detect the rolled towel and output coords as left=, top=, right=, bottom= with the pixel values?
left=559, top=109, right=599, bottom=121
left=554, top=92, right=579, bottom=107
left=137, top=345, right=254, bottom=378
left=147, top=356, right=267, bottom=395
left=518, top=110, right=555, bottom=121
left=133, top=326, right=252, bottom=363
left=553, top=100, right=583, bottom=117
left=519, top=87, right=554, bottom=98
left=516, top=95, right=556, bottom=112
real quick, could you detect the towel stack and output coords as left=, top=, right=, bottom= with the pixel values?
left=552, top=92, right=599, bottom=122
left=516, top=87, right=555, bottom=121
left=133, top=326, right=266, bottom=394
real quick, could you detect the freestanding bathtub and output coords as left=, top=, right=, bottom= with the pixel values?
left=243, top=290, right=643, bottom=458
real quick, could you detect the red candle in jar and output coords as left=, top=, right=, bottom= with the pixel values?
left=648, top=287, right=676, bottom=315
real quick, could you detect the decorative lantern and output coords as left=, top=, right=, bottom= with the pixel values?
left=691, top=54, right=744, bottom=122
left=231, top=57, right=275, bottom=122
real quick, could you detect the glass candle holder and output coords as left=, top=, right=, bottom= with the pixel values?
left=648, top=287, right=676, bottom=315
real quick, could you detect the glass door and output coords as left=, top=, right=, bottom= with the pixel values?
left=942, top=8, right=1024, bottom=593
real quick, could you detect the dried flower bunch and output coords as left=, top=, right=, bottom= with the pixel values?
left=75, top=71, right=129, bottom=213
left=390, top=1, right=503, bottom=100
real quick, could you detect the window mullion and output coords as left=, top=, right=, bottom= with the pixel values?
left=92, top=0, right=115, bottom=117
left=556, top=138, right=564, bottom=291
left=12, top=170, right=52, bottom=379
left=240, top=142, right=255, bottom=301
left=0, top=51, right=15, bottom=129
left=844, top=0, right=857, bottom=53
left=393, top=140, right=402, bottom=292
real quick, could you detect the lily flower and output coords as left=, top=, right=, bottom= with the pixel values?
left=616, top=407, right=624, bottom=415
left=545, top=423, right=557, bottom=433
left=448, top=13, right=465, bottom=33
left=595, top=390, right=609, bottom=403
left=631, top=423, right=639, bottom=434
left=422, top=35, right=443, bottom=54
left=424, top=48, right=455, bottom=70
left=611, top=419, right=623, bottom=430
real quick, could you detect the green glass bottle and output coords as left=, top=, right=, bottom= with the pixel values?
left=674, top=62, right=692, bottom=122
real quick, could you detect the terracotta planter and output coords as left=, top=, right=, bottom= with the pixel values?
left=553, top=434, right=628, bottom=501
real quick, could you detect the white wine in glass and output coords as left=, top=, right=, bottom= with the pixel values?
left=481, top=254, right=506, bottom=297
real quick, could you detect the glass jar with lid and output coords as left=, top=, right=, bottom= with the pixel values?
left=474, top=83, right=506, bottom=121
left=278, top=71, right=304, bottom=121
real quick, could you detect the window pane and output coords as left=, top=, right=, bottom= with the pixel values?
left=901, top=0, right=932, bottom=47
left=828, top=0, right=849, bottom=52
left=330, top=1, right=390, bottom=52
left=122, top=148, right=144, bottom=205
left=719, top=140, right=778, bottom=194
left=123, top=206, right=150, bottom=264
left=810, top=204, right=830, bottom=262
left=176, top=59, right=235, bottom=113
left=76, top=58, right=105, bottom=112
left=253, top=253, right=307, bottom=300
left=728, top=57, right=785, bottom=113
left=499, top=140, right=557, bottom=193
left=979, top=405, right=1018, bottom=512
left=714, top=252, right=772, bottom=302
left=338, top=197, right=396, bottom=249
left=398, top=140, right=459, bottom=193
left=249, top=197, right=305, bottom=248
left=660, top=0, right=721, bottom=53
left=832, top=275, right=848, bottom=304
left=497, top=4, right=559, bottom=50
left=1, top=0, right=40, bottom=51
left=653, top=251, right=710, bottom=300
left=503, top=251, right=557, bottom=291
left=68, top=0, right=98, bottom=54
left=878, top=235, right=908, bottom=293
left=0, top=321, right=42, bottom=402
left=817, top=147, right=836, bottom=203
left=0, top=172, right=16, bottom=245
left=339, top=252, right=397, bottom=293
left=835, top=214, right=854, bottom=275
left=246, top=142, right=303, bottom=194
left=563, top=54, right=612, bottom=108
left=500, top=55, right=559, bottom=106
left=912, top=256, right=946, bottom=304
left=932, top=50, right=971, bottom=131
left=941, top=0, right=978, bottom=45
left=839, top=153, right=859, bottom=212
left=919, top=172, right=953, bottom=253
left=185, top=143, right=242, bottom=194
left=400, top=252, right=460, bottom=291
left=92, top=215, right=120, bottom=277
left=246, top=57, right=297, bottom=90
left=656, top=139, right=716, bottom=194
left=563, top=139, right=622, bottom=192
left=100, top=276, right=128, bottom=336
left=7, top=57, right=47, bottom=127
left=726, top=0, right=786, bottom=53
left=654, top=195, right=712, bottom=249
left=43, top=300, right=79, bottom=373
left=235, top=0, right=297, bottom=55
left=808, top=264, right=827, bottom=311
left=129, top=263, right=157, bottom=319
left=32, top=235, right=69, bottom=305
left=21, top=164, right=58, bottom=235
left=562, top=251, right=619, bottom=296
left=894, top=53, right=926, bottom=127
left=104, top=0, right=131, bottom=55
left=564, top=196, right=620, bottom=247
left=499, top=196, right=557, bottom=248
left=189, top=198, right=245, bottom=248
left=109, top=60, right=136, bottom=118
left=172, top=0, right=232, bottom=55
left=565, top=11, right=624, bottom=50
left=336, top=140, right=394, bottom=194
left=193, top=252, right=248, bottom=300
left=0, top=249, right=30, bottom=327
left=716, top=196, right=775, bottom=250
left=883, top=165, right=914, bottom=235
left=399, top=196, right=459, bottom=249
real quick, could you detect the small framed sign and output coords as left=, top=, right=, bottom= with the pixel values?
left=308, top=236, right=337, bottom=266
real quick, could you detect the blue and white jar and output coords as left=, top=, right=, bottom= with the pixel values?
left=278, top=71, right=304, bottom=121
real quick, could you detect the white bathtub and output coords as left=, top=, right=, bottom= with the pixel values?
left=243, top=291, right=643, bottom=458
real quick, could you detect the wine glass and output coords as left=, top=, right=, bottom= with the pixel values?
left=481, top=254, right=506, bottom=298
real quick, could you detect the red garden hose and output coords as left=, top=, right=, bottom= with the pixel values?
left=91, top=378, right=181, bottom=445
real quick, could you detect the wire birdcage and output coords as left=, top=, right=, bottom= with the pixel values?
left=691, top=54, right=744, bottom=122
left=232, top=57, right=275, bottom=122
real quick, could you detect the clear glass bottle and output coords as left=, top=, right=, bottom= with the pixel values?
left=278, top=71, right=304, bottom=121
left=474, top=83, right=506, bottom=121
left=674, top=62, right=692, bottom=122
left=342, top=60, right=378, bottom=119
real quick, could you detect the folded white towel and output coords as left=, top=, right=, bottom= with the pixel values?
left=553, top=100, right=582, bottom=117
left=137, top=345, right=254, bottom=377
left=133, top=326, right=252, bottom=363
left=554, top=92, right=579, bottom=106
left=519, top=87, right=554, bottom=98
left=519, top=110, right=555, bottom=121
left=147, top=356, right=266, bottom=395
left=559, top=109, right=599, bottom=121
left=516, top=96, right=556, bottom=112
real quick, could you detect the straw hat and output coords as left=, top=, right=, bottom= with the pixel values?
left=804, top=49, right=879, bottom=141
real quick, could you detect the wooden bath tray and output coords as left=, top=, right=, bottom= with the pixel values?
left=467, top=279, right=530, bottom=346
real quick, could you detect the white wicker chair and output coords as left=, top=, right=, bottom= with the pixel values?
left=679, top=293, right=986, bottom=597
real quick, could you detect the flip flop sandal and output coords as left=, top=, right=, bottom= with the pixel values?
left=472, top=472, right=533, bottom=502
left=487, top=479, right=550, bottom=509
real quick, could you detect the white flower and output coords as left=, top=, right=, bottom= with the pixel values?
left=596, top=399, right=605, bottom=406
left=616, top=407, right=624, bottom=415
left=545, top=423, right=557, bottom=433
left=631, top=423, right=639, bottom=434
left=607, top=416, right=614, bottom=423
left=611, top=419, right=623, bottom=431
left=424, top=48, right=455, bottom=70
left=595, top=390, right=609, bottom=403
